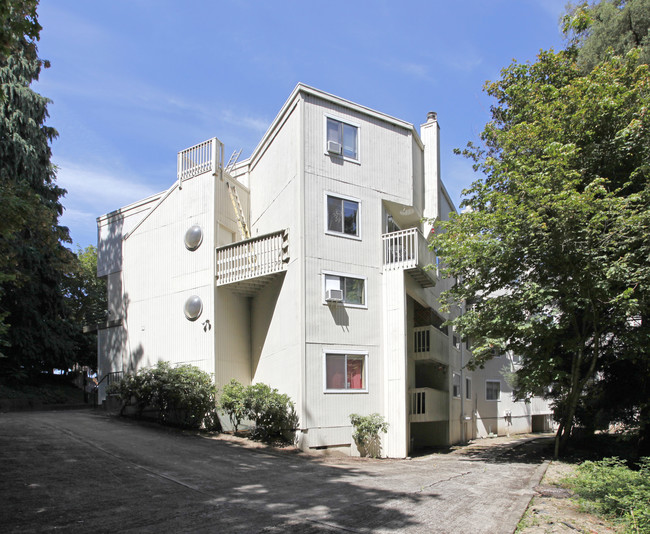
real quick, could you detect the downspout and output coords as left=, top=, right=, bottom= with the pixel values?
left=459, top=302, right=466, bottom=444
left=460, top=324, right=467, bottom=443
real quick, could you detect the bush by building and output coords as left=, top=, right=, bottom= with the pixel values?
left=108, top=362, right=219, bottom=430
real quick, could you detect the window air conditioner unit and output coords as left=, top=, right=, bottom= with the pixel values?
left=327, top=140, right=342, bottom=154
left=325, top=289, right=344, bottom=302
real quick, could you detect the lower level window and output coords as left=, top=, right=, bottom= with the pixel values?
left=325, top=353, right=366, bottom=391
left=452, top=373, right=461, bottom=398
left=486, top=380, right=500, bottom=401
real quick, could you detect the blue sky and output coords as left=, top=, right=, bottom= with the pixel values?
left=34, top=0, right=568, bottom=250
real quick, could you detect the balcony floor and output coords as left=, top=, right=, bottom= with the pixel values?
left=218, top=271, right=285, bottom=297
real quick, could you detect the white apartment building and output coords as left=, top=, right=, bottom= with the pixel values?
left=96, top=84, right=552, bottom=457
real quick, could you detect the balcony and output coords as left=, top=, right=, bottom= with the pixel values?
left=412, top=326, right=449, bottom=365
left=409, top=387, right=448, bottom=423
left=177, top=137, right=222, bottom=182
left=382, top=228, right=437, bottom=287
left=216, top=230, right=289, bottom=296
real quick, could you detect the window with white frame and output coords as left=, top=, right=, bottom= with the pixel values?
left=324, top=352, right=367, bottom=392
left=452, top=373, right=461, bottom=398
left=326, top=194, right=359, bottom=237
left=465, top=377, right=472, bottom=400
left=326, top=117, right=358, bottom=160
left=486, top=380, right=500, bottom=401
left=452, top=327, right=461, bottom=350
left=324, top=272, right=366, bottom=306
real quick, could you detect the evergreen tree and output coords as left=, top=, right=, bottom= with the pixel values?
left=0, top=1, right=76, bottom=380
left=563, top=0, right=650, bottom=71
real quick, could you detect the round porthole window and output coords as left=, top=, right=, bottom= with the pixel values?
left=184, top=225, right=203, bottom=251
left=184, top=295, right=203, bottom=321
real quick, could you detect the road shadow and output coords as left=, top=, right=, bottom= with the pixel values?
left=411, top=435, right=555, bottom=465
left=452, top=436, right=555, bottom=465
left=1, top=411, right=445, bottom=533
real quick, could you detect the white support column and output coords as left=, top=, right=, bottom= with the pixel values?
left=382, top=270, right=408, bottom=458
left=420, top=112, right=441, bottom=237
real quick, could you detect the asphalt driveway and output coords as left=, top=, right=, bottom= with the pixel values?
left=0, top=410, right=550, bottom=533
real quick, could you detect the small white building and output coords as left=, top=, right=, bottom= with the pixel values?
left=96, top=84, right=552, bottom=457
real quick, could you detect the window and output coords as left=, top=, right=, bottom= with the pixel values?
left=465, top=378, right=472, bottom=400
left=486, top=380, right=500, bottom=401
left=326, top=117, right=358, bottom=159
left=326, top=194, right=359, bottom=237
left=386, top=214, right=400, bottom=233
left=325, top=353, right=367, bottom=392
left=324, top=273, right=366, bottom=306
left=452, top=328, right=461, bottom=350
left=452, top=373, right=461, bottom=398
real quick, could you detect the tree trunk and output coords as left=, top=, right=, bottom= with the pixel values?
left=638, top=402, right=650, bottom=459
left=554, top=421, right=565, bottom=459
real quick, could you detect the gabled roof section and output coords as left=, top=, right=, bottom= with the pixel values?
left=249, top=83, right=424, bottom=169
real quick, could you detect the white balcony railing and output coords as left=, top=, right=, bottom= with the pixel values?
left=177, top=137, right=222, bottom=182
left=409, top=387, right=448, bottom=423
left=413, top=326, right=449, bottom=365
left=382, top=228, right=437, bottom=286
left=216, top=230, right=288, bottom=286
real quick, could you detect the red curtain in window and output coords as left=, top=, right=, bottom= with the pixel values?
left=326, top=355, right=345, bottom=389
left=347, top=358, right=363, bottom=389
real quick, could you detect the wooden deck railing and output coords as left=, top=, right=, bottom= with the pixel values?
left=177, top=137, right=222, bottom=181
left=216, top=230, right=288, bottom=286
left=382, top=227, right=436, bottom=273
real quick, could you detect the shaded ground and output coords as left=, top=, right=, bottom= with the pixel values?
left=0, top=377, right=88, bottom=411
left=0, top=410, right=552, bottom=533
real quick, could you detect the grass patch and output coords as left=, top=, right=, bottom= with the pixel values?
left=563, top=457, right=650, bottom=533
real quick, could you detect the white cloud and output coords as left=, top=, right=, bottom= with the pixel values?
left=55, top=159, right=160, bottom=248
left=439, top=45, right=483, bottom=73
left=530, top=0, right=568, bottom=21
left=382, top=60, right=437, bottom=84
left=221, top=110, right=270, bottom=134
left=56, top=160, right=159, bottom=209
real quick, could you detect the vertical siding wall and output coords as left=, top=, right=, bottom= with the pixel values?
left=247, top=100, right=303, bottom=411
left=472, top=355, right=554, bottom=438
left=214, top=171, right=252, bottom=387
left=97, top=195, right=161, bottom=381
left=119, top=172, right=216, bottom=376
left=301, top=94, right=417, bottom=453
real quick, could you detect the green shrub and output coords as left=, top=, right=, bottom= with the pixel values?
left=564, top=457, right=650, bottom=533
left=220, top=379, right=247, bottom=432
left=108, top=362, right=219, bottom=430
left=349, top=413, right=389, bottom=458
left=218, top=380, right=298, bottom=444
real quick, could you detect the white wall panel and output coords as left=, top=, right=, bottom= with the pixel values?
left=119, top=171, right=216, bottom=376
left=246, top=100, right=303, bottom=412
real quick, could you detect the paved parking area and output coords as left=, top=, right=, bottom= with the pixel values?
left=0, top=410, right=550, bottom=533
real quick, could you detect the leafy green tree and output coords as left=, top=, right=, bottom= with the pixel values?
left=62, top=246, right=107, bottom=371
left=563, top=0, right=650, bottom=71
left=435, top=48, right=650, bottom=457
left=0, top=0, right=41, bottom=64
left=0, top=1, right=75, bottom=380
